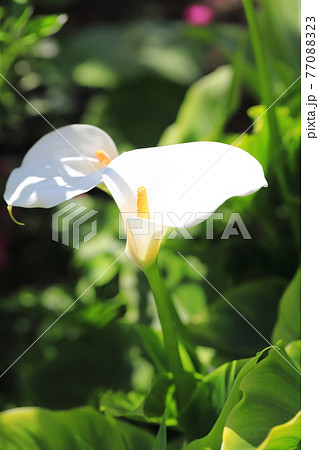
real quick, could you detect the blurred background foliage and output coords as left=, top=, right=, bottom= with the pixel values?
left=0, top=0, right=300, bottom=448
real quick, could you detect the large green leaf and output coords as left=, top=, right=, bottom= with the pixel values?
left=257, top=410, right=301, bottom=449
left=0, top=406, right=154, bottom=449
left=272, top=268, right=301, bottom=345
left=183, top=351, right=264, bottom=449
left=180, top=358, right=249, bottom=440
left=188, top=278, right=286, bottom=360
left=184, top=344, right=300, bottom=449
left=221, top=345, right=300, bottom=449
left=159, top=65, right=239, bottom=145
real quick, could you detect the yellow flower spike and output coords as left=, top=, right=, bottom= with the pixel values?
left=95, top=149, right=111, bottom=167
left=102, top=142, right=267, bottom=270
left=7, top=206, right=25, bottom=226
left=137, top=186, right=149, bottom=219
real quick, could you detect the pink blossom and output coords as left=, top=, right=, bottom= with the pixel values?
left=183, top=3, right=215, bottom=27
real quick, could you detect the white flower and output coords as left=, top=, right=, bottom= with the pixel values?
left=4, top=124, right=118, bottom=209
left=4, top=125, right=267, bottom=268
left=102, top=142, right=267, bottom=268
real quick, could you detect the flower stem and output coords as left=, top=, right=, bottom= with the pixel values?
left=242, top=0, right=300, bottom=248
left=144, top=262, right=189, bottom=408
left=242, top=0, right=280, bottom=145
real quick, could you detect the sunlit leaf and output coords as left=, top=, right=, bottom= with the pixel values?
left=159, top=65, right=239, bottom=145
left=272, top=268, right=301, bottom=345
left=27, top=14, right=68, bottom=38
left=173, top=283, right=206, bottom=322
left=100, top=390, right=147, bottom=422
left=0, top=406, right=154, bottom=449
left=73, top=61, right=118, bottom=89
left=221, top=345, right=300, bottom=448
left=257, top=410, right=301, bottom=450
left=184, top=344, right=300, bottom=449
left=285, top=341, right=301, bottom=372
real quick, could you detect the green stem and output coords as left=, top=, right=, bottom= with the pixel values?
left=242, top=0, right=280, bottom=144
left=169, top=301, right=203, bottom=373
left=242, top=0, right=300, bottom=248
left=144, top=262, right=189, bottom=408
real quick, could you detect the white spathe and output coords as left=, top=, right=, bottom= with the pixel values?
left=102, top=142, right=268, bottom=267
left=4, top=124, right=118, bottom=208
left=4, top=124, right=267, bottom=269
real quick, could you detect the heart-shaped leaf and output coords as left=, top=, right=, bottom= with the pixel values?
left=184, top=344, right=300, bottom=449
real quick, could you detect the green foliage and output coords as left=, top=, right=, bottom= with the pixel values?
left=257, top=410, right=301, bottom=450
left=208, top=1, right=300, bottom=100
left=0, top=2, right=67, bottom=131
left=134, top=325, right=167, bottom=372
left=225, top=105, right=301, bottom=178
left=188, top=278, right=287, bottom=360
left=184, top=345, right=300, bottom=449
left=1, top=0, right=301, bottom=448
left=180, top=358, right=248, bottom=440
left=285, top=341, right=301, bottom=372
left=99, top=373, right=178, bottom=427
left=272, top=268, right=301, bottom=345
left=143, top=373, right=175, bottom=419
left=0, top=407, right=154, bottom=449
left=100, top=390, right=147, bottom=421
left=159, top=65, right=239, bottom=145
left=152, top=413, right=167, bottom=450
left=60, top=22, right=205, bottom=88
left=220, top=346, right=300, bottom=448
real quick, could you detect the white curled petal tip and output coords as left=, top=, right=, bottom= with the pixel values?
left=7, top=206, right=25, bottom=226
left=3, top=124, right=118, bottom=209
